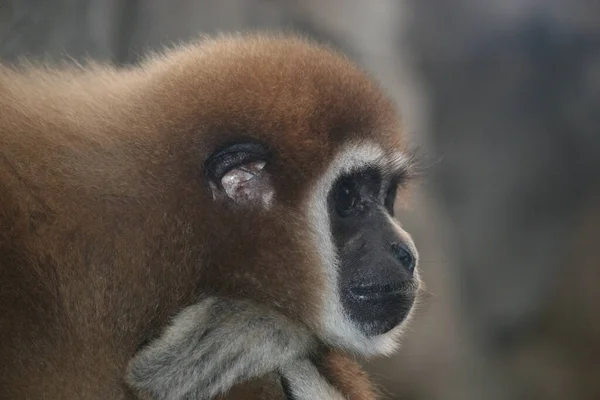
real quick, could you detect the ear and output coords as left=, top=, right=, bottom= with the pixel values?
left=126, top=298, right=314, bottom=400
left=220, top=160, right=271, bottom=203
left=204, top=142, right=274, bottom=207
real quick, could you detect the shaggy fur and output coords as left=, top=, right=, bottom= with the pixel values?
left=127, top=298, right=316, bottom=399
left=0, top=33, right=415, bottom=399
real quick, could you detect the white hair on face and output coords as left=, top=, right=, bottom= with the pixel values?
left=306, top=141, right=415, bottom=356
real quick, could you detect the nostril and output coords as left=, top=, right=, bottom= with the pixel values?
left=391, top=242, right=416, bottom=273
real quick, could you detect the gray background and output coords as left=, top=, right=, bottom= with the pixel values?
left=2, top=1, right=599, bottom=399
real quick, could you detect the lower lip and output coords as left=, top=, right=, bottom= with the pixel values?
left=349, top=284, right=404, bottom=301
left=342, top=287, right=414, bottom=336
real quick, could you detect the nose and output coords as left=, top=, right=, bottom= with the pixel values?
left=391, top=242, right=416, bottom=273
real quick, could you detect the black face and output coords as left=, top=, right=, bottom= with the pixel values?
left=329, top=168, right=417, bottom=336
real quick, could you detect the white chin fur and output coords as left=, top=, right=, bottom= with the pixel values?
left=306, top=141, right=415, bottom=357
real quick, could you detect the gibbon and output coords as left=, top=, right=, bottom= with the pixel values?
left=0, top=33, right=420, bottom=399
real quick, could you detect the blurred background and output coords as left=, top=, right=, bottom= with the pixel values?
left=1, top=1, right=599, bottom=399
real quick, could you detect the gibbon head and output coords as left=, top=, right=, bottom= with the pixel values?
left=0, top=32, right=423, bottom=400
left=134, top=34, right=420, bottom=357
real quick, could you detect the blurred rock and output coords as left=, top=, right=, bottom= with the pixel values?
left=409, top=1, right=600, bottom=399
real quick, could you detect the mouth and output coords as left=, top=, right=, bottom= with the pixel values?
left=349, top=282, right=406, bottom=300
left=343, top=281, right=417, bottom=336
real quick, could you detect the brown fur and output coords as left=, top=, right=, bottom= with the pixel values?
left=218, top=374, right=286, bottom=400
left=315, top=350, right=381, bottom=399
left=0, top=33, right=406, bottom=399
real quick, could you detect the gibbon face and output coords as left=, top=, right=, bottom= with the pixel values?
left=149, top=35, right=421, bottom=356
left=0, top=34, right=419, bottom=395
